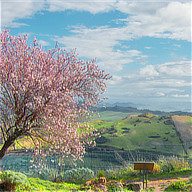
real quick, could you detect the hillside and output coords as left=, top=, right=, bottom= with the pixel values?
left=172, top=115, right=192, bottom=155
left=90, top=113, right=191, bottom=156
left=93, top=106, right=192, bottom=121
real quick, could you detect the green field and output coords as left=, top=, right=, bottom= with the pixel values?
left=91, top=111, right=139, bottom=121
left=2, top=111, right=191, bottom=174
left=172, top=115, right=192, bottom=155
left=90, top=113, right=187, bottom=155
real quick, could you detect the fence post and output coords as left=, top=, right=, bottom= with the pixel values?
left=143, top=164, right=145, bottom=190
left=91, top=150, right=93, bottom=170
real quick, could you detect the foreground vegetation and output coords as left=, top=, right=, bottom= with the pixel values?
left=165, top=178, right=192, bottom=191
left=0, top=156, right=192, bottom=191
left=0, top=112, right=191, bottom=191
left=0, top=171, right=81, bottom=191
left=0, top=169, right=191, bottom=191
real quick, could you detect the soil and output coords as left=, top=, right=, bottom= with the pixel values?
left=132, top=176, right=190, bottom=192
left=84, top=176, right=191, bottom=192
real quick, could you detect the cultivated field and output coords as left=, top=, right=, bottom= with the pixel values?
left=90, top=113, right=187, bottom=156
left=172, top=115, right=192, bottom=155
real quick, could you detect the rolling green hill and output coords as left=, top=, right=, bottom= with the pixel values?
left=90, top=113, right=191, bottom=156
left=91, top=106, right=191, bottom=121
left=172, top=115, right=192, bottom=155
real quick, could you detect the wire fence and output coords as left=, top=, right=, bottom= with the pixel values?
left=1, top=149, right=191, bottom=174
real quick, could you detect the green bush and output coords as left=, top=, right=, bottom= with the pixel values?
left=97, top=170, right=105, bottom=178
left=105, top=166, right=138, bottom=180
left=120, top=166, right=137, bottom=179
left=30, top=166, right=59, bottom=182
left=190, top=176, right=192, bottom=183
left=105, top=169, right=118, bottom=180
left=0, top=170, right=31, bottom=191
left=59, top=168, right=94, bottom=183
left=158, top=156, right=190, bottom=172
left=165, top=180, right=188, bottom=191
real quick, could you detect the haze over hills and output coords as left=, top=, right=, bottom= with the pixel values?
left=96, top=105, right=192, bottom=117
left=100, top=102, right=192, bottom=113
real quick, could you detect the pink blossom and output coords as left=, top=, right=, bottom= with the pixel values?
left=0, top=29, right=111, bottom=163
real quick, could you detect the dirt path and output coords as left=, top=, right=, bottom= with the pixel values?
left=136, top=177, right=190, bottom=192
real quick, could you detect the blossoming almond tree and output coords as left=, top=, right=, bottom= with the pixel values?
left=0, top=29, right=111, bottom=161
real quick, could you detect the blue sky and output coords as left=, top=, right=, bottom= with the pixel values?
left=1, top=0, right=191, bottom=112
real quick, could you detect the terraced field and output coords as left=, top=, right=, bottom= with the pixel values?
left=172, top=115, right=192, bottom=155
left=2, top=112, right=191, bottom=172
left=90, top=113, right=187, bottom=155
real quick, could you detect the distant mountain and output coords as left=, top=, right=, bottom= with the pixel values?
left=101, top=102, right=139, bottom=108
left=97, top=105, right=192, bottom=116
left=100, top=102, right=192, bottom=113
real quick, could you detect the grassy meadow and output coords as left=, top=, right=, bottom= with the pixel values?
left=172, top=115, right=192, bottom=155
left=90, top=112, right=188, bottom=155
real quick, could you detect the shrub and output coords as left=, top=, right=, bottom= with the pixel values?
left=152, top=163, right=161, bottom=174
left=30, top=166, right=59, bottom=182
left=107, top=181, right=123, bottom=191
left=105, top=169, right=118, bottom=180
left=158, top=156, right=190, bottom=172
left=59, top=168, right=94, bottom=183
left=105, top=166, right=138, bottom=180
left=97, top=170, right=105, bottom=178
left=0, top=170, right=31, bottom=191
left=190, top=176, right=192, bottom=183
left=165, top=180, right=188, bottom=191
left=120, top=166, right=137, bottom=178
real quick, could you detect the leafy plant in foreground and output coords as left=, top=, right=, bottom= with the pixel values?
left=105, top=166, right=138, bottom=180
left=158, top=156, right=190, bottom=173
left=0, top=170, right=31, bottom=191
left=97, top=170, right=105, bottom=178
left=165, top=180, right=189, bottom=191
left=28, top=177, right=81, bottom=191
left=30, top=166, right=59, bottom=182
left=59, top=167, right=95, bottom=183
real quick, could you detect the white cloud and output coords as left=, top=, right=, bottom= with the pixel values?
left=1, top=0, right=45, bottom=27
left=140, top=61, right=191, bottom=78
left=105, top=59, right=191, bottom=103
left=116, top=1, right=168, bottom=15
left=50, top=0, right=191, bottom=70
left=173, top=44, right=181, bottom=48
left=140, top=65, right=159, bottom=77
left=117, top=1, right=191, bottom=41
left=54, top=26, right=147, bottom=72
left=157, top=61, right=192, bottom=77
left=2, top=1, right=191, bottom=42
left=171, top=94, right=190, bottom=98
left=156, top=92, right=166, bottom=97
left=108, top=75, right=123, bottom=85
left=145, top=79, right=190, bottom=88
left=38, top=40, right=51, bottom=47
left=145, top=47, right=152, bottom=49
left=47, top=0, right=116, bottom=14
left=1, top=0, right=191, bottom=108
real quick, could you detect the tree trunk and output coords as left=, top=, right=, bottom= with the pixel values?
left=0, top=139, right=14, bottom=160
left=0, top=130, right=24, bottom=160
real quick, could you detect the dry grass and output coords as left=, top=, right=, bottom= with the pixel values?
left=172, top=115, right=192, bottom=155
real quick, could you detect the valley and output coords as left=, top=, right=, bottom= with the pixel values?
left=90, top=109, right=192, bottom=157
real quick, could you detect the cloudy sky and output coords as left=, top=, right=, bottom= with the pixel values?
left=1, top=0, right=191, bottom=112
